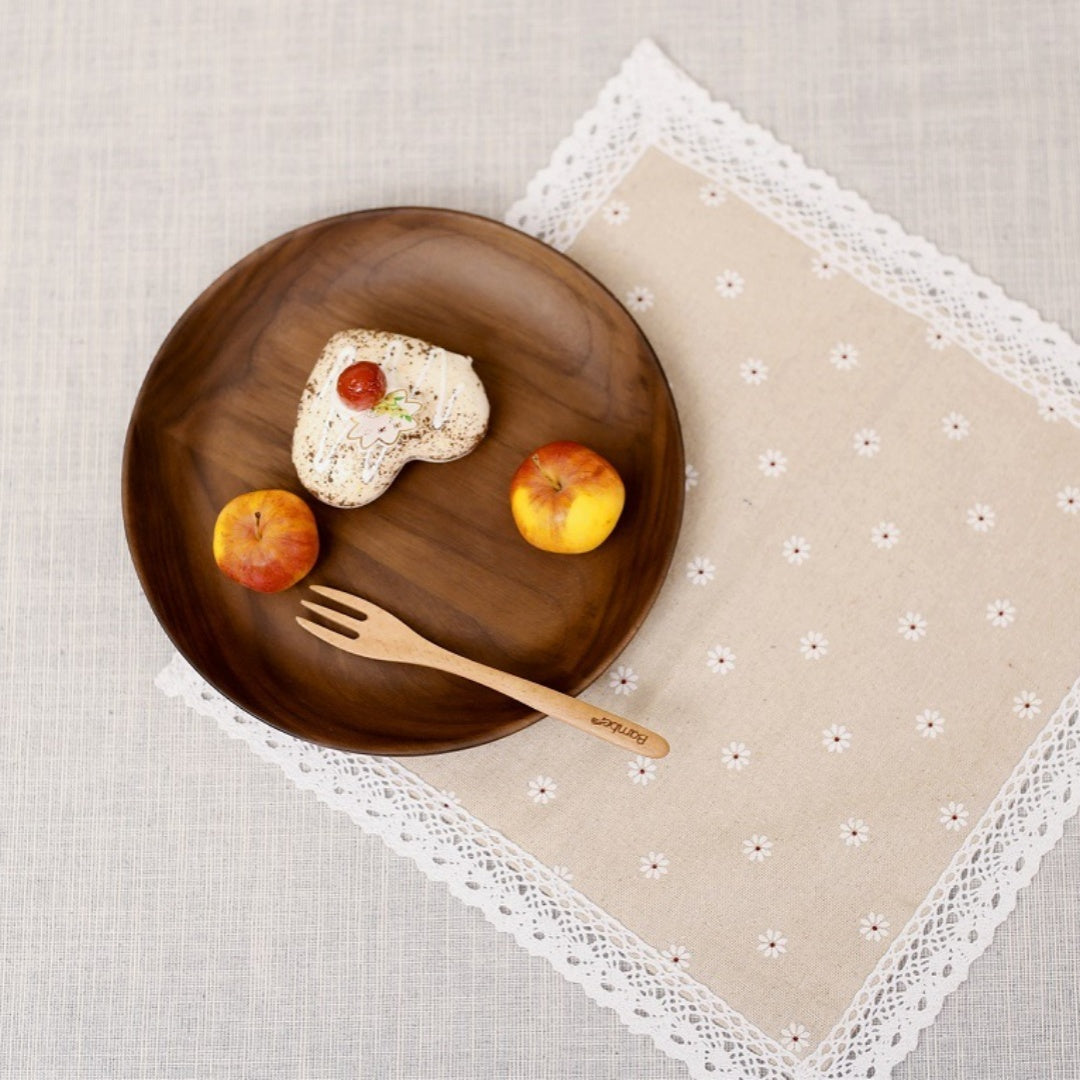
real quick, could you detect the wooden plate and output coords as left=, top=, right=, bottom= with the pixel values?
left=123, top=208, right=684, bottom=754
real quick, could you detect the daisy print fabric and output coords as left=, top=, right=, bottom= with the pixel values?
left=163, top=43, right=1080, bottom=1080
left=409, top=140, right=1080, bottom=1066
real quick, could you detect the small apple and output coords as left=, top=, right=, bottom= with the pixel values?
left=213, top=489, right=319, bottom=593
left=509, top=441, right=625, bottom=554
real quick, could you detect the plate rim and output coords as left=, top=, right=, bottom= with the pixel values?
left=122, top=205, right=685, bottom=755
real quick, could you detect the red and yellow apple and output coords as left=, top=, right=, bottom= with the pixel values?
left=509, top=441, right=625, bottom=554
left=212, top=489, right=319, bottom=593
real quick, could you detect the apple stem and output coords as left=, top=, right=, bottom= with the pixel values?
left=254, top=511, right=263, bottom=540
left=532, top=453, right=562, bottom=492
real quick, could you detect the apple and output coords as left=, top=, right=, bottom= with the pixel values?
left=509, top=441, right=625, bottom=554
left=212, top=489, right=319, bottom=593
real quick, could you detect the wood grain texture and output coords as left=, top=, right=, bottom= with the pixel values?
left=123, top=207, right=684, bottom=754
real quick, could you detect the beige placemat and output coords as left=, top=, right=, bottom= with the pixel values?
left=160, top=42, right=1080, bottom=1080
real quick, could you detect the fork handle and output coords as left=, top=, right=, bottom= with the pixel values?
left=423, top=649, right=669, bottom=758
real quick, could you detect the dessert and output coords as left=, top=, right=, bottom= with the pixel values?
left=292, top=329, right=489, bottom=508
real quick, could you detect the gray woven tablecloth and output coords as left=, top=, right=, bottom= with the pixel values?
left=3, top=1, right=1078, bottom=1076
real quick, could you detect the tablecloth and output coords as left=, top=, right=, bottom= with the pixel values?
left=4, top=2, right=1080, bottom=1077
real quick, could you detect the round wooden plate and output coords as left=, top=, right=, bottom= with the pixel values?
left=123, top=208, right=684, bottom=754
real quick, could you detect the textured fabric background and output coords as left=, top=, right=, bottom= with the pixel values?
left=411, top=143, right=1080, bottom=1048
left=2, top=2, right=1079, bottom=1077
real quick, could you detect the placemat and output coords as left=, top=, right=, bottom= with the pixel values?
left=158, top=41, right=1080, bottom=1079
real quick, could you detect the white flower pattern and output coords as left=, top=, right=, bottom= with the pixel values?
left=841, top=818, right=869, bottom=847
left=686, top=556, right=716, bottom=585
left=743, top=835, right=773, bottom=862
left=721, top=741, right=751, bottom=771
left=915, top=709, right=944, bottom=739
left=940, top=802, right=969, bottom=831
left=871, top=522, right=900, bottom=549
left=898, top=612, right=927, bottom=641
left=662, top=944, right=691, bottom=968
left=706, top=645, right=736, bottom=675
left=628, top=755, right=658, bottom=786
left=966, top=503, right=995, bottom=532
left=625, top=285, right=654, bottom=312
left=757, top=930, right=787, bottom=958
left=987, top=599, right=1016, bottom=628
left=859, top=913, right=890, bottom=942
left=782, top=536, right=810, bottom=565
left=942, top=411, right=971, bottom=440
left=715, top=269, right=745, bottom=298
left=1038, top=401, right=1061, bottom=423
left=829, top=343, right=859, bottom=370
left=800, top=631, right=828, bottom=660
left=1013, top=692, right=1042, bottom=718
left=608, top=665, right=639, bottom=695
left=853, top=428, right=881, bottom=457
left=528, top=777, right=557, bottom=804
left=685, top=463, right=699, bottom=491
left=822, top=724, right=852, bottom=752
left=1058, top=486, right=1080, bottom=514
left=739, top=358, right=768, bottom=384
left=758, top=449, right=788, bottom=477
left=640, top=853, right=669, bottom=879
left=781, top=1022, right=811, bottom=1053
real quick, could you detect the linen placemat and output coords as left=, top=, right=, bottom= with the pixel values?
left=158, top=41, right=1080, bottom=1079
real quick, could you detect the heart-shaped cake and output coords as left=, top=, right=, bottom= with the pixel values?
left=292, top=329, right=489, bottom=508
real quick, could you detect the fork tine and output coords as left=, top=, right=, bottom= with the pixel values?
left=295, top=617, right=357, bottom=650
left=309, top=584, right=376, bottom=617
left=299, top=599, right=363, bottom=633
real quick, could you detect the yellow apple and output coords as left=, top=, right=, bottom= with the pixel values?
left=213, top=489, right=319, bottom=592
left=509, top=441, right=625, bottom=554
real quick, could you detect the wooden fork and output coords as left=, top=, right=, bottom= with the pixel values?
left=296, top=585, right=669, bottom=758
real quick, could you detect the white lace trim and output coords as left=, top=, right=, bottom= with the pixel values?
left=158, top=40, right=1080, bottom=1080
left=158, top=654, right=802, bottom=1080
left=158, top=651, right=1080, bottom=1080
left=508, top=40, right=1080, bottom=427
